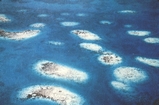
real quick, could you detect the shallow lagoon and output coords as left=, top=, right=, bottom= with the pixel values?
left=0, top=0, right=159, bottom=105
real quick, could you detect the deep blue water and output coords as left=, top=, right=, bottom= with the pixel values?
left=0, top=0, right=159, bottom=105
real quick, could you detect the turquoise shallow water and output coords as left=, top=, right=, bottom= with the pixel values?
left=0, top=0, right=159, bottom=105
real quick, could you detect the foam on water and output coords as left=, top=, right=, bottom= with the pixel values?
left=127, top=30, right=151, bottom=36
left=18, top=85, right=85, bottom=105
left=136, top=56, right=159, bottom=67
left=111, top=81, right=133, bottom=92
left=100, top=20, right=112, bottom=25
left=98, top=51, right=122, bottom=65
left=0, top=14, right=11, bottom=22
left=60, top=22, right=79, bottom=26
left=71, top=30, right=101, bottom=40
left=30, top=23, right=46, bottom=28
left=113, top=66, right=148, bottom=83
left=79, top=43, right=103, bottom=52
left=118, top=10, right=136, bottom=13
left=144, top=37, right=159, bottom=44
left=34, top=60, right=88, bottom=83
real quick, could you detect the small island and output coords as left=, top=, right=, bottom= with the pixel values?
left=127, top=30, right=150, bottom=36
left=71, top=30, right=101, bottom=40
left=30, top=23, right=45, bottom=28
left=113, top=66, right=148, bottom=83
left=144, top=37, right=159, bottom=44
left=0, top=29, right=40, bottom=40
left=100, top=20, right=112, bottom=25
left=80, top=43, right=103, bottom=52
left=0, top=14, right=11, bottom=22
left=60, top=22, right=79, bottom=26
left=118, top=10, right=136, bottom=13
left=111, top=81, right=133, bottom=92
left=34, top=60, right=88, bottom=83
left=98, top=52, right=122, bottom=65
left=18, top=85, right=84, bottom=105
left=136, top=56, right=159, bottom=67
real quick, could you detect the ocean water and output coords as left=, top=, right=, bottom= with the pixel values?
left=0, top=0, right=159, bottom=105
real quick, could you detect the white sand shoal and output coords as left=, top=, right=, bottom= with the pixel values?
left=18, top=85, right=84, bottom=105
left=111, top=81, right=133, bottom=92
left=100, top=20, right=112, bottom=25
left=144, top=37, right=159, bottom=44
left=80, top=43, right=103, bottom=52
left=48, top=41, right=64, bottom=46
left=0, top=14, right=11, bottom=22
left=37, top=14, right=48, bottom=17
left=30, top=23, right=46, bottom=28
left=136, top=56, right=159, bottom=67
left=71, top=30, right=101, bottom=40
left=76, top=13, right=86, bottom=17
left=113, top=66, right=148, bottom=83
left=98, top=52, right=122, bottom=65
left=60, top=22, right=79, bottom=26
left=0, top=29, right=40, bottom=40
left=34, top=60, right=88, bottom=83
left=118, top=10, right=136, bottom=13
left=127, top=30, right=151, bottom=36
